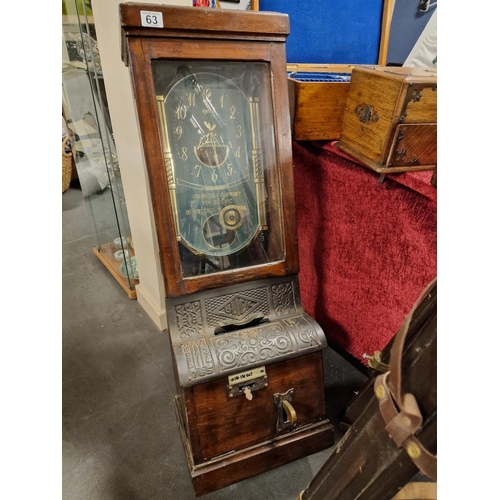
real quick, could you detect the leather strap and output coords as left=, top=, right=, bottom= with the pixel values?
left=374, top=278, right=437, bottom=480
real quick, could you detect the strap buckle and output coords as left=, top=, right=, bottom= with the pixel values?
left=375, top=371, right=437, bottom=480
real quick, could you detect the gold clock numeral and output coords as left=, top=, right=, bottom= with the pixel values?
left=181, top=147, right=188, bottom=161
left=236, top=125, right=242, bottom=138
left=188, top=92, right=196, bottom=107
left=212, top=171, right=218, bottom=183
left=220, top=95, right=224, bottom=108
left=235, top=146, right=241, bottom=158
left=195, top=164, right=202, bottom=177
left=227, top=163, right=233, bottom=176
left=175, top=126, right=183, bottom=139
left=203, top=88, right=212, bottom=100
left=176, top=104, right=187, bottom=120
left=230, top=106, right=236, bottom=119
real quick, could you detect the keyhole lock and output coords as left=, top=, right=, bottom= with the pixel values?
left=226, top=366, right=268, bottom=399
left=243, top=387, right=253, bottom=401
left=274, top=388, right=298, bottom=433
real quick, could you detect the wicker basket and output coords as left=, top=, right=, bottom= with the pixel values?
left=62, top=135, right=73, bottom=193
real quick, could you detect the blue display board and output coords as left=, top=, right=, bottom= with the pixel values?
left=259, top=0, right=384, bottom=64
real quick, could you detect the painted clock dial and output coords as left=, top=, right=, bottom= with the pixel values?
left=158, top=72, right=264, bottom=258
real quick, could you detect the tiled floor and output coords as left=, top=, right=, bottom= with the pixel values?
left=62, top=182, right=367, bottom=500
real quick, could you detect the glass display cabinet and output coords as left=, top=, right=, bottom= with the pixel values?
left=62, top=0, right=138, bottom=298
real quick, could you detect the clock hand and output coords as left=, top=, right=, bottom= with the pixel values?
left=189, top=116, right=205, bottom=136
left=175, top=91, right=205, bottom=136
left=202, top=93, right=225, bottom=127
left=203, top=95, right=215, bottom=113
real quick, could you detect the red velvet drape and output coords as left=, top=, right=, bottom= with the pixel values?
left=292, top=141, right=437, bottom=362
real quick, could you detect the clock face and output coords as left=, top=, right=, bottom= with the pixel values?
left=153, top=61, right=283, bottom=278
left=163, top=72, right=259, bottom=257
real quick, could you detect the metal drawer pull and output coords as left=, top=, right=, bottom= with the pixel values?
left=274, top=389, right=298, bottom=432
left=282, top=399, right=297, bottom=425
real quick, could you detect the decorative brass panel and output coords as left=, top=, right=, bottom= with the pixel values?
left=168, top=276, right=327, bottom=387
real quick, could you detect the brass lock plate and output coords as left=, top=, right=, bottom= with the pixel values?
left=227, top=366, right=268, bottom=398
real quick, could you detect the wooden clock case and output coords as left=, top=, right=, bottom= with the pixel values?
left=120, top=4, right=334, bottom=495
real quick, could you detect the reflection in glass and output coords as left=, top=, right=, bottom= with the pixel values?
left=152, top=60, right=284, bottom=278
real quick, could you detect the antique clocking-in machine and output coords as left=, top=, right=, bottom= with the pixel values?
left=120, top=4, right=334, bottom=495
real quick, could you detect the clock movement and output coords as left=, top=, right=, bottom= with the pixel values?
left=120, top=4, right=334, bottom=495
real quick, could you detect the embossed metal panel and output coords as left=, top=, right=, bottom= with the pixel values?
left=168, top=276, right=327, bottom=387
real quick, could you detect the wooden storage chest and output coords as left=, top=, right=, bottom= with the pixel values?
left=287, top=65, right=353, bottom=141
left=336, top=65, right=437, bottom=174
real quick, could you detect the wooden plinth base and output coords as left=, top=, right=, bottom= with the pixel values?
left=174, top=395, right=335, bottom=497
left=336, top=141, right=436, bottom=174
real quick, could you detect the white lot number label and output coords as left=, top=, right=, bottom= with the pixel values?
left=140, top=11, right=164, bottom=28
